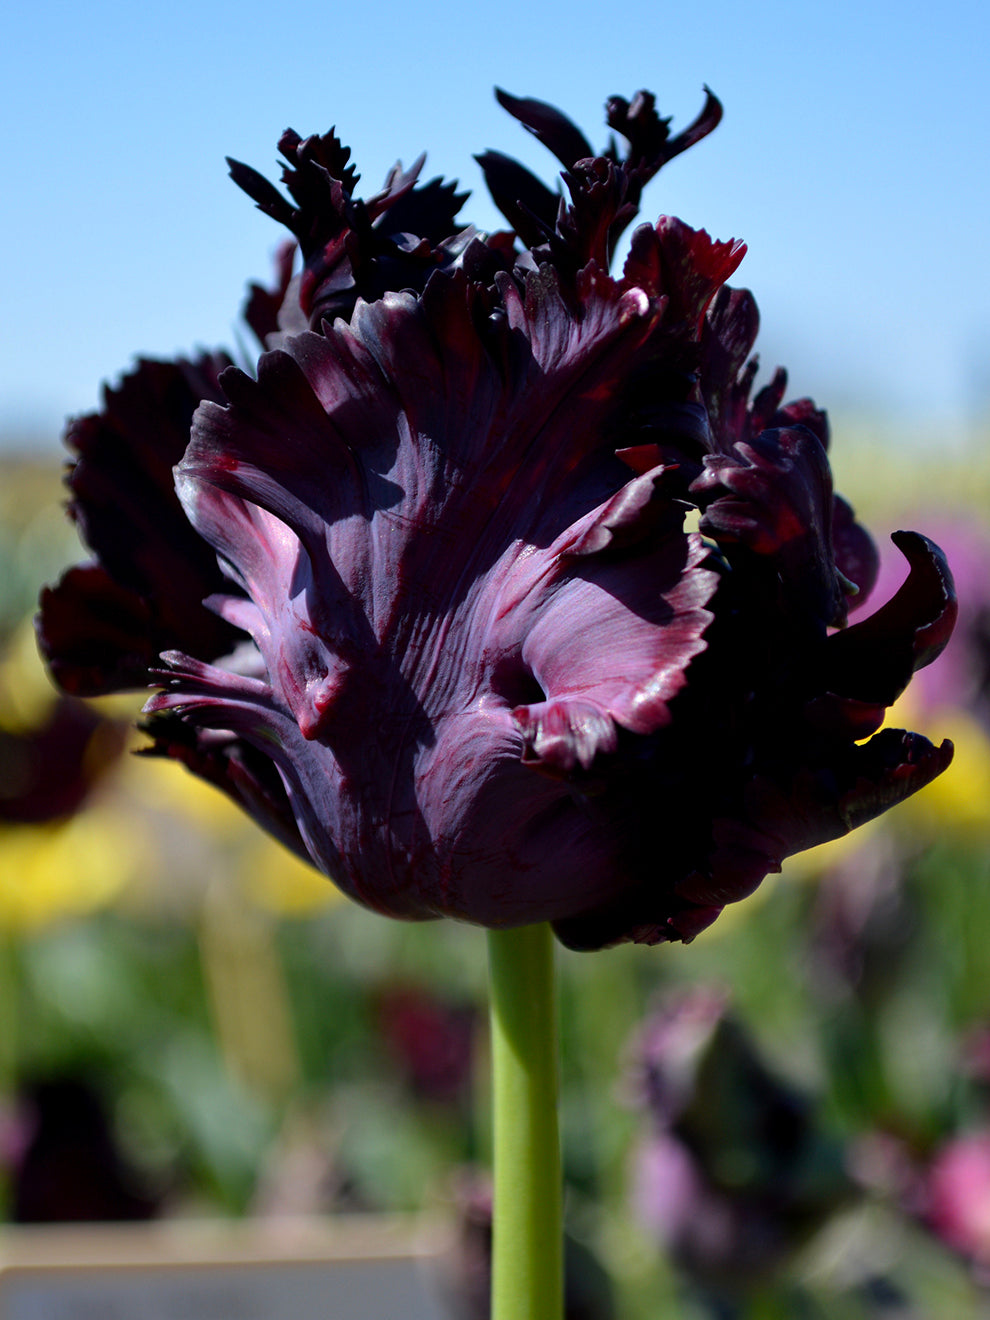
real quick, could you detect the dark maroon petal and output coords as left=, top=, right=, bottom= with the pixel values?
left=553, top=611, right=955, bottom=951
left=226, top=155, right=300, bottom=230
left=694, top=426, right=851, bottom=627
left=875, top=519, right=990, bottom=726
left=823, top=531, right=957, bottom=703
left=493, top=88, right=595, bottom=169
left=144, top=651, right=360, bottom=895
left=521, top=515, right=715, bottom=741
left=552, top=887, right=724, bottom=952
left=137, top=711, right=310, bottom=864
left=230, top=128, right=470, bottom=330
left=837, top=728, right=955, bottom=831
left=699, top=730, right=954, bottom=894
left=691, top=301, right=880, bottom=618
left=623, top=219, right=746, bottom=333
left=698, top=300, right=833, bottom=462
left=37, top=565, right=154, bottom=697
left=698, top=285, right=761, bottom=452
left=606, top=87, right=723, bottom=178
left=229, top=127, right=359, bottom=238
left=555, top=730, right=957, bottom=952
left=483, top=89, right=724, bottom=269
left=831, top=495, right=879, bottom=607
left=66, top=355, right=230, bottom=589
left=747, top=369, right=789, bottom=437
left=241, top=238, right=298, bottom=348
left=37, top=355, right=243, bottom=694
left=473, top=150, right=560, bottom=246
left=383, top=173, right=470, bottom=246
left=563, top=463, right=683, bottom=557
left=557, top=157, right=632, bottom=271
left=772, top=396, right=829, bottom=449
left=514, top=699, right=618, bottom=777
left=801, top=691, right=887, bottom=743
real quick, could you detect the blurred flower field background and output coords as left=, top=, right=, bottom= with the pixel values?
left=3, top=431, right=990, bottom=1319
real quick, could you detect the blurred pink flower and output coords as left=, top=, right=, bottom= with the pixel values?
left=925, top=1131, right=990, bottom=1265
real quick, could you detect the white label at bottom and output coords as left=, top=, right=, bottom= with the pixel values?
left=0, top=1256, right=451, bottom=1320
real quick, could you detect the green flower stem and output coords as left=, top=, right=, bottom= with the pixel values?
left=487, top=922, right=563, bottom=1320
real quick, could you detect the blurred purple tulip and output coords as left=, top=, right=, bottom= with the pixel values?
left=444, top=1170, right=615, bottom=1320
left=37, top=89, right=955, bottom=948
left=376, top=984, right=476, bottom=1107
left=7, top=1076, right=158, bottom=1223
left=628, top=988, right=852, bottom=1287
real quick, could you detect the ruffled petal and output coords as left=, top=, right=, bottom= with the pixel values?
left=37, top=564, right=154, bottom=697
left=228, top=127, right=470, bottom=329
left=694, top=426, right=852, bottom=627
left=155, top=259, right=723, bottom=925
left=623, top=219, right=746, bottom=333
left=36, top=355, right=241, bottom=694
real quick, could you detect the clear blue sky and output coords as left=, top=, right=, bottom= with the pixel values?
left=2, top=0, right=988, bottom=453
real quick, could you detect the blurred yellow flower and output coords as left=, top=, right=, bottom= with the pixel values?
left=0, top=808, right=145, bottom=932
left=0, top=618, right=59, bottom=733
left=125, top=748, right=249, bottom=840
left=125, top=752, right=343, bottom=915
left=903, top=707, right=990, bottom=833
left=242, top=835, right=343, bottom=916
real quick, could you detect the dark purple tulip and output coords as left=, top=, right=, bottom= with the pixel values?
left=37, top=89, right=956, bottom=948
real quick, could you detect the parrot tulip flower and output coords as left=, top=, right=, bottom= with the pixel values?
left=37, top=87, right=955, bottom=950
